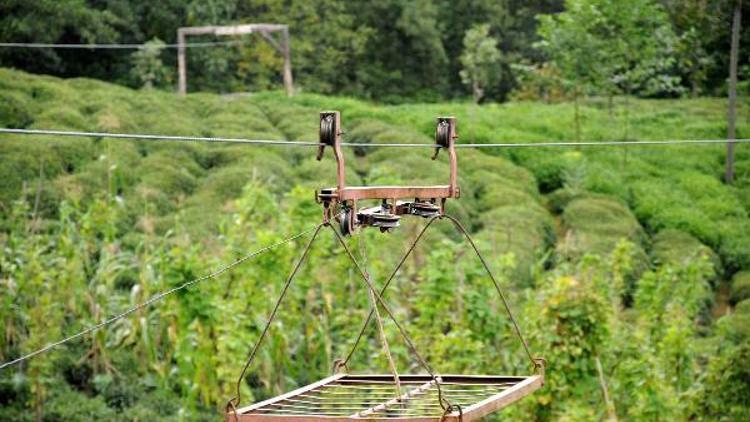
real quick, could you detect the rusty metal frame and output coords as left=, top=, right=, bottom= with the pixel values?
left=316, top=111, right=460, bottom=233
left=227, top=374, right=543, bottom=421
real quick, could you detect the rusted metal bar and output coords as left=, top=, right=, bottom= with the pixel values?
left=316, top=111, right=459, bottom=234
left=228, top=374, right=542, bottom=421
left=353, top=379, right=436, bottom=418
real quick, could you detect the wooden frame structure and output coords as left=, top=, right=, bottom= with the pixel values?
left=177, top=24, right=293, bottom=96
left=228, top=374, right=544, bottom=421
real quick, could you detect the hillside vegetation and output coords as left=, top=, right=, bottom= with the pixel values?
left=1, top=68, right=749, bottom=420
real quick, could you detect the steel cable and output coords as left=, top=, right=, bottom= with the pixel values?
left=0, top=225, right=318, bottom=371
left=441, top=215, right=539, bottom=371
left=2, top=127, right=749, bottom=149
left=227, top=223, right=326, bottom=420
left=0, top=40, right=246, bottom=49
left=326, top=224, right=457, bottom=415
left=0, top=128, right=321, bottom=146
left=341, top=215, right=440, bottom=367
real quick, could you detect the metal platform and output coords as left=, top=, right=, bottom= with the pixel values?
left=228, top=373, right=543, bottom=421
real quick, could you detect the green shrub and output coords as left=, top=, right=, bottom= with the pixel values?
left=651, top=229, right=720, bottom=276
left=547, top=188, right=613, bottom=214
left=730, top=271, right=750, bottom=306
left=475, top=203, right=554, bottom=285
left=691, top=344, right=750, bottom=421
left=45, top=386, right=116, bottom=421
left=137, top=151, right=203, bottom=199
left=559, top=195, right=646, bottom=261
left=735, top=299, right=750, bottom=314
left=509, top=149, right=583, bottom=193
left=0, top=90, right=33, bottom=128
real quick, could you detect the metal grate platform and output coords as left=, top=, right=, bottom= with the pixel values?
left=228, top=373, right=543, bottom=421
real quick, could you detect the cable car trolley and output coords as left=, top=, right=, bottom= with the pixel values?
left=225, top=111, right=545, bottom=421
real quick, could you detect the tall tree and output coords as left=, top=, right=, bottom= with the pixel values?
left=726, top=0, right=743, bottom=184
left=459, top=24, right=501, bottom=103
left=537, top=0, right=680, bottom=138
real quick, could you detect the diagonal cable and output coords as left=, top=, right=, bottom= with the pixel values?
left=0, top=225, right=317, bottom=371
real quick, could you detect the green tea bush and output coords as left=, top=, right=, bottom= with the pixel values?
left=559, top=196, right=647, bottom=262
left=730, top=271, right=750, bottom=305
left=652, top=229, right=720, bottom=277
left=0, top=90, right=33, bottom=128
left=0, top=136, right=95, bottom=210
left=137, top=151, right=204, bottom=199
left=475, top=204, right=554, bottom=285
left=509, top=149, right=584, bottom=193
left=547, top=188, right=613, bottom=214
left=44, top=385, right=117, bottom=421
left=1, top=68, right=749, bottom=420
left=253, top=101, right=318, bottom=141
left=735, top=299, right=750, bottom=314
left=691, top=344, right=750, bottom=421
left=717, top=217, right=750, bottom=273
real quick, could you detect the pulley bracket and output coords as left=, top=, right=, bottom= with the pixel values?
left=316, top=111, right=460, bottom=235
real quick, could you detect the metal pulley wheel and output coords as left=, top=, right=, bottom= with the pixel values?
left=339, top=207, right=355, bottom=236
left=371, top=212, right=400, bottom=232
left=317, top=114, right=336, bottom=160
left=410, top=201, right=441, bottom=218
left=436, top=120, right=450, bottom=146
left=433, top=120, right=451, bottom=159
left=321, top=115, right=335, bottom=145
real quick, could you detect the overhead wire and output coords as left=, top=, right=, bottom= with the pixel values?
left=0, top=128, right=320, bottom=147
left=1, top=127, right=749, bottom=149
left=0, top=225, right=318, bottom=371
left=0, top=40, right=247, bottom=49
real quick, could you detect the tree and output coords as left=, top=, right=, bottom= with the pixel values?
left=539, top=0, right=681, bottom=97
left=130, top=38, right=169, bottom=89
left=459, top=24, right=501, bottom=103
left=538, top=0, right=681, bottom=138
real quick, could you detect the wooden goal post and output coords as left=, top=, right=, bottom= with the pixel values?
left=177, top=24, right=293, bottom=96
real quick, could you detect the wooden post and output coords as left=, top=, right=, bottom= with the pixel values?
left=726, top=0, right=742, bottom=184
left=282, top=26, right=294, bottom=96
left=177, top=29, right=187, bottom=96
left=176, top=24, right=293, bottom=96
left=595, top=356, right=617, bottom=422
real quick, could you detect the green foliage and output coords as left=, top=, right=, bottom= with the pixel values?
left=0, top=0, right=746, bottom=100
left=0, top=91, right=34, bottom=128
left=130, top=38, right=170, bottom=89
left=538, top=0, right=681, bottom=97
left=691, top=344, right=750, bottom=421
left=612, top=259, right=714, bottom=419
left=510, top=63, right=568, bottom=103
left=730, top=271, right=750, bottom=305
left=459, top=24, right=502, bottom=103
left=529, top=274, right=611, bottom=415
left=0, top=69, right=748, bottom=420
left=651, top=229, right=719, bottom=279
left=559, top=196, right=647, bottom=263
